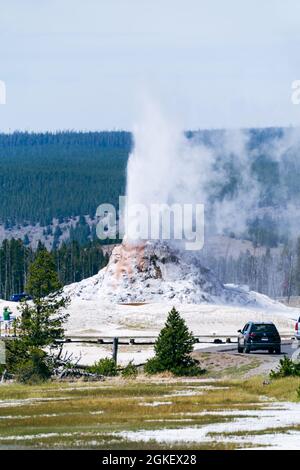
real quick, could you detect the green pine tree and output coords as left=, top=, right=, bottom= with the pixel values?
left=145, top=307, right=204, bottom=376
left=154, top=307, right=195, bottom=368
left=7, top=249, right=69, bottom=382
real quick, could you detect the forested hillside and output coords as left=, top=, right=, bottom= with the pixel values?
left=0, top=131, right=131, bottom=226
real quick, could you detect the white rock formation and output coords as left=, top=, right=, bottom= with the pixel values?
left=65, top=241, right=271, bottom=307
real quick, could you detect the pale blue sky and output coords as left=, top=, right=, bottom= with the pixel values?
left=1, top=0, right=300, bottom=131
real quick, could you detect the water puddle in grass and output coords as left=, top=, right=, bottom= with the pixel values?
left=117, top=402, right=300, bottom=450
left=0, top=397, right=71, bottom=408
left=139, top=401, right=173, bottom=407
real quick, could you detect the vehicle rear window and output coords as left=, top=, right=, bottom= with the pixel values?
left=251, top=324, right=278, bottom=333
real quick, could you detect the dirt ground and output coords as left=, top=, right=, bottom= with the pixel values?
left=192, top=351, right=280, bottom=378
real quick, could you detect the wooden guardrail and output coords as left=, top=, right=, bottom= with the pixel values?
left=1, top=332, right=294, bottom=344
left=0, top=334, right=295, bottom=368
left=61, top=333, right=294, bottom=345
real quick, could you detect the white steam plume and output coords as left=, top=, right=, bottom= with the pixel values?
left=124, top=101, right=211, bottom=245
left=124, top=100, right=300, bottom=246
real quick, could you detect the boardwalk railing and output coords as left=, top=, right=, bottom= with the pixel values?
left=0, top=319, right=17, bottom=337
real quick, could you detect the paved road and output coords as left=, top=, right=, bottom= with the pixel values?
left=199, top=340, right=300, bottom=359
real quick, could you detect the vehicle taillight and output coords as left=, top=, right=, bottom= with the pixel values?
left=296, top=322, right=299, bottom=332
left=249, top=333, right=256, bottom=338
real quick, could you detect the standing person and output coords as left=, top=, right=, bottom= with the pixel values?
left=3, top=306, right=11, bottom=336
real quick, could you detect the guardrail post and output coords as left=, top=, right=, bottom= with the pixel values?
left=112, top=337, right=119, bottom=364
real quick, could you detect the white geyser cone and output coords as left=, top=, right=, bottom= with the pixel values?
left=65, top=240, right=258, bottom=305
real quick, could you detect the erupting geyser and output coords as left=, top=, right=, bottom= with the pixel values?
left=65, top=103, right=272, bottom=307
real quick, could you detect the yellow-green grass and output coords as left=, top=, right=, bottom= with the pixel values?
left=0, top=375, right=299, bottom=449
left=235, top=375, right=300, bottom=402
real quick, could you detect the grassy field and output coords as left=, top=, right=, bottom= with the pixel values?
left=0, top=375, right=299, bottom=450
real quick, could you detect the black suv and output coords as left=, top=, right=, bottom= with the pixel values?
left=237, top=322, right=281, bottom=354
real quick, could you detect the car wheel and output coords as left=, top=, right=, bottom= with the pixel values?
left=237, top=344, right=243, bottom=353
left=244, top=345, right=251, bottom=354
left=275, top=347, right=281, bottom=354
left=268, top=348, right=273, bottom=354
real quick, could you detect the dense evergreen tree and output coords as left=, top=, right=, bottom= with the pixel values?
left=8, top=253, right=69, bottom=383
left=154, top=307, right=196, bottom=368
left=144, top=307, right=203, bottom=375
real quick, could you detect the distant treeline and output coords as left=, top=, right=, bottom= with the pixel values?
left=0, top=237, right=109, bottom=300
left=0, top=131, right=132, bottom=149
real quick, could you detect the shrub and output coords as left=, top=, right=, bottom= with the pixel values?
left=170, top=361, right=205, bottom=377
left=144, top=356, right=204, bottom=376
left=88, top=358, right=118, bottom=376
left=270, top=356, right=300, bottom=379
left=144, top=357, right=165, bottom=374
left=121, top=361, right=138, bottom=378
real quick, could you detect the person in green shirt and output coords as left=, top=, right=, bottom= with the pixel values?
left=3, top=306, right=12, bottom=336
